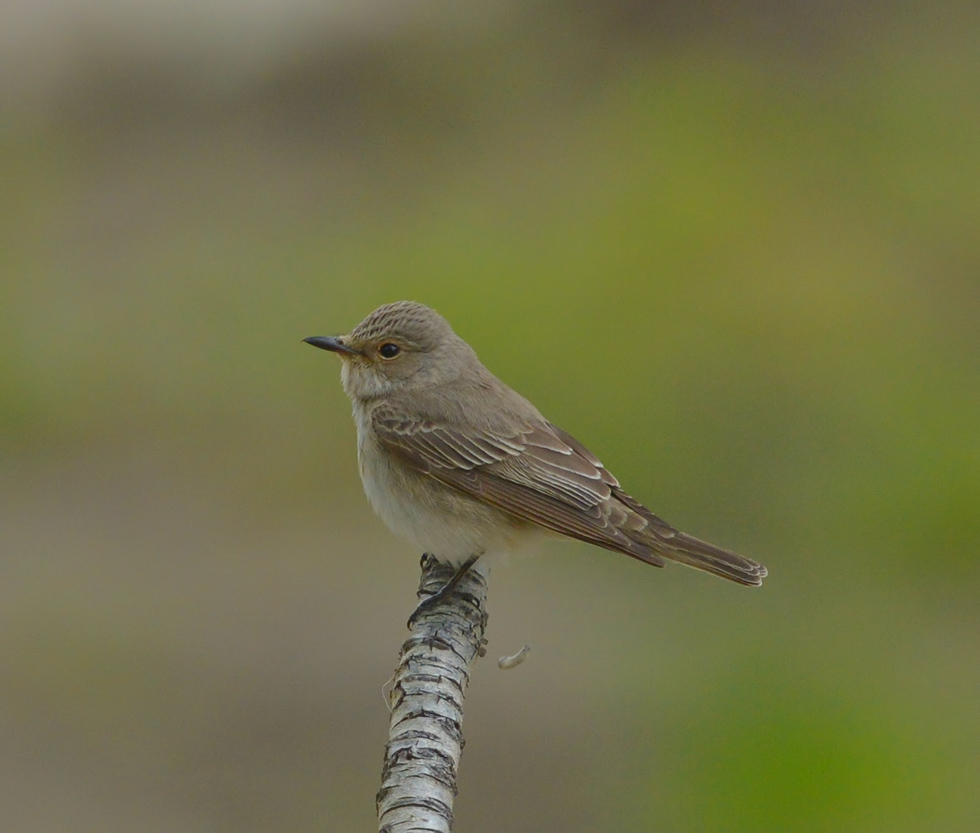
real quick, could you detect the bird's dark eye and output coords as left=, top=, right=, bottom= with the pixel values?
left=379, top=342, right=401, bottom=359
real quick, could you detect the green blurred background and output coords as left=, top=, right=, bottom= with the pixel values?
left=2, top=2, right=978, bottom=830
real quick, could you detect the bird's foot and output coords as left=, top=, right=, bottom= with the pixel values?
left=407, top=555, right=480, bottom=629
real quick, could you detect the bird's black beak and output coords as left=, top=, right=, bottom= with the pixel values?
left=303, top=336, right=362, bottom=356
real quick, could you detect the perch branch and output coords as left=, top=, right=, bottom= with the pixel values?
left=377, top=556, right=489, bottom=833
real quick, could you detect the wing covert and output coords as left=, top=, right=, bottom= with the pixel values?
left=370, top=406, right=668, bottom=566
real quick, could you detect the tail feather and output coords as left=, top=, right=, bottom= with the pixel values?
left=614, top=490, right=767, bottom=586
left=661, top=531, right=767, bottom=587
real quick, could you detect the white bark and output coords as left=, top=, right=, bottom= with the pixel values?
left=377, top=557, right=489, bottom=833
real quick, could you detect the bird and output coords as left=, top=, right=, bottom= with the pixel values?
left=304, top=301, right=767, bottom=595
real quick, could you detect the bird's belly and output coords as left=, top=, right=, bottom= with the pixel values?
left=357, top=434, right=524, bottom=565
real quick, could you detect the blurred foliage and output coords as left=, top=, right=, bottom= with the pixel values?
left=1, top=2, right=978, bottom=831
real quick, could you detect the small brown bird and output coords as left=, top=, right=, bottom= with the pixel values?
left=305, top=301, right=766, bottom=588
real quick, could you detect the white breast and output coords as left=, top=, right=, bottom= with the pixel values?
left=352, top=404, right=529, bottom=565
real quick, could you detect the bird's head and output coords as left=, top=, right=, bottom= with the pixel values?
left=305, top=301, right=476, bottom=402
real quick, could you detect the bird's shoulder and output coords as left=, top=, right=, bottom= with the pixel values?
left=371, top=396, right=621, bottom=505
left=369, top=394, right=530, bottom=471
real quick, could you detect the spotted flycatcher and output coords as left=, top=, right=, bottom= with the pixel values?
left=305, top=301, right=766, bottom=587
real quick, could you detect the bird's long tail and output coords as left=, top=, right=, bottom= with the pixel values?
left=659, top=531, right=767, bottom=586
left=615, top=491, right=767, bottom=586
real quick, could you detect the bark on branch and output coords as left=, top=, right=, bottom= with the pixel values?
left=377, top=556, right=489, bottom=833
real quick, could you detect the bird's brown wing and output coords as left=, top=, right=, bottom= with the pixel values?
left=371, top=407, right=667, bottom=566
left=372, top=406, right=768, bottom=586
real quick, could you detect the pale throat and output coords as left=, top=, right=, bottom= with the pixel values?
left=341, top=359, right=389, bottom=402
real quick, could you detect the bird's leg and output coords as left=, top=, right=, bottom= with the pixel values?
left=408, top=555, right=481, bottom=628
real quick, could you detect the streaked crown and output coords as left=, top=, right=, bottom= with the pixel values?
left=349, top=301, right=454, bottom=352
